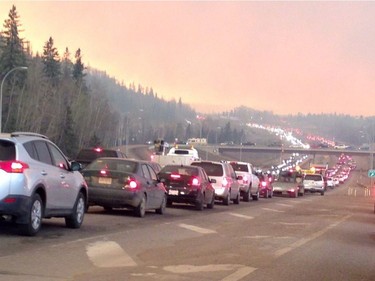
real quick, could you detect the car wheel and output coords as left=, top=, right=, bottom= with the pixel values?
left=233, top=192, right=240, bottom=204
left=66, top=192, right=86, bottom=229
left=268, top=190, right=273, bottom=198
left=294, top=190, right=298, bottom=198
left=243, top=189, right=250, bottom=202
left=195, top=193, right=204, bottom=211
left=207, top=193, right=215, bottom=209
left=223, top=192, right=230, bottom=206
left=252, top=191, right=259, bottom=201
left=167, top=199, right=173, bottom=207
left=320, top=191, right=325, bottom=196
left=264, top=190, right=269, bottom=198
left=156, top=194, right=167, bottom=215
left=20, top=193, right=43, bottom=236
left=135, top=194, right=146, bottom=217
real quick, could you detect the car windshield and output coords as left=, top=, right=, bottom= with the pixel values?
left=85, top=159, right=137, bottom=173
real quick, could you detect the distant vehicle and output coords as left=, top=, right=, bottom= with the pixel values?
left=151, top=145, right=200, bottom=167
left=326, top=177, right=335, bottom=189
left=191, top=160, right=241, bottom=205
left=158, top=165, right=215, bottom=210
left=241, top=141, right=256, bottom=146
left=257, top=173, right=274, bottom=198
left=0, top=132, right=87, bottom=236
left=304, top=174, right=325, bottom=195
left=82, top=158, right=167, bottom=217
left=187, top=138, right=207, bottom=145
left=334, top=144, right=349, bottom=150
left=273, top=172, right=304, bottom=198
left=76, top=147, right=126, bottom=168
left=229, top=161, right=260, bottom=201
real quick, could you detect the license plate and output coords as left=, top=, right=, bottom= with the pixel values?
left=168, top=189, right=179, bottom=195
left=99, top=177, right=112, bottom=185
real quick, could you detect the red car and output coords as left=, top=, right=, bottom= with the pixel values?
left=258, top=173, right=273, bottom=198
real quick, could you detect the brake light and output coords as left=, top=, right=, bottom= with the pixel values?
left=100, top=169, right=107, bottom=175
left=125, top=178, right=138, bottom=189
left=191, top=177, right=200, bottom=186
left=171, top=173, right=181, bottom=179
left=3, top=198, right=16, bottom=203
left=222, top=177, right=229, bottom=187
left=0, top=161, right=29, bottom=173
left=261, top=181, right=267, bottom=187
left=94, top=147, right=103, bottom=152
left=242, top=175, right=248, bottom=184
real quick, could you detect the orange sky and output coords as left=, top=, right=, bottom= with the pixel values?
left=1, top=1, right=375, bottom=116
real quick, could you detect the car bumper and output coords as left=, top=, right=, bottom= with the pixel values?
left=166, top=188, right=201, bottom=204
left=0, top=195, right=32, bottom=224
left=88, top=187, right=143, bottom=209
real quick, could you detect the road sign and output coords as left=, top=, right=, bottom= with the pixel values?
left=368, top=169, right=375, bottom=177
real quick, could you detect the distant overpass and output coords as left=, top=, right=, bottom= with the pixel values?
left=215, top=145, right=374, bottom=157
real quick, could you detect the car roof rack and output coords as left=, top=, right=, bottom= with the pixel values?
left=11, top=132, right=49, bottom=139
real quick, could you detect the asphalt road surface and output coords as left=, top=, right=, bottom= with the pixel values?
left=1, top=166, right=374, bottom=281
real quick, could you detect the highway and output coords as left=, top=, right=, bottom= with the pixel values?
left=0, top=146, right=374, bottom=281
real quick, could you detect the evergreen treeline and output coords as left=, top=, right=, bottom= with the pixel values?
left=0, top=6, right=373, bottom=159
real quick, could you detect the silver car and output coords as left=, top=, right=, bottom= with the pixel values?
left=191, top=160, right=241, bottom=205
left=0, top=132, right=88, bottom=236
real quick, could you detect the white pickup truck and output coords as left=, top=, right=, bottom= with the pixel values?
left=150, top=146, right=200, bottom=167
left=229, top=161, right=260, bottom=201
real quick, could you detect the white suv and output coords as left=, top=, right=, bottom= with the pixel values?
left=304, top=174, right=325, bottom=196
left=0, top=132, right=88, bottom=236
left=191, top=160, right=241, bottom=205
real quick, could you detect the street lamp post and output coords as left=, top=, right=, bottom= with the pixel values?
left=0, top=66, right=28, bottom=133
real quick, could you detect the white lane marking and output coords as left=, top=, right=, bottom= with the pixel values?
left=245, top=235, right=270, bottom=239
left=163, top=264, right=257, bottom=281
left=275, top=203, right=293, bottom=207
left=228, top=213, right=254, bottom=219
left=86, top=241, right=137, bottom=267
left=178, top=223, right=217, bottom=234
left=262, top=208, right=285, bottom=213
left=221, top=266, right=257, bottom=281
left=276, top=222, right=311, bottom=226
left=274, top=214, right=351, bottom=258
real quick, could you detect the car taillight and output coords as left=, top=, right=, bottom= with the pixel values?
left=100, top=169, right=107, bottom=175
left=242, top=175, right=248, bottom=184
left=261, top=181, right=267, bottom=187
left=0, top=161, right=29, bottom=173
left=191, top=177, right=200, bottom=186
left=222, top=177, right=229, bottom=187
left=94, top=147, right=103, bottom=152
left=125, top=177, right=138, bottom=189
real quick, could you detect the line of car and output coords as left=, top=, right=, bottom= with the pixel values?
left=0, top=133, right=355, bottom=236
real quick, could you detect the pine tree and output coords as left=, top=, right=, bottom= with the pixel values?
left=42, top=36, right=61, bottom=86
left=0, top=5, right=27, bottom=76
left=72, top=48, right=85, bottom=83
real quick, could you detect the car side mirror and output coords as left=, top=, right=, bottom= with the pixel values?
left=70, top=161, right=82, bottom=171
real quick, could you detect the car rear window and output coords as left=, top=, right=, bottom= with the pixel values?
left=230, top=163, right=249, bottom=172
left=304, top=174, right=323, bottom=181
left=191, top=162, right=223, bottom=177
left=86, top=159, right=137, bottom=173
left=76, top=149, right=119, bottom=162
left=0, top=140, right=15, bottom=160
left=160, top=166, right=198, bottom=176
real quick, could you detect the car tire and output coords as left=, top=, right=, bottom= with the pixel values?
left=195, top=193, right=204, bottom=211
left=252, top=191, right=259, bottom=201
left=135, top=194, right=146, bottom=217
left=65, top=192, right=86, bottom=229
left=20, top=193, right=43, bottom=236
left=264, top=190, right=269, bottom=198
left=207, top=194, right=215, bottom=209
left=243, top=189, right=250, bottom=202
left=223, top=192, right=230, bottom=206
left=233, top=192, right=240, bottom=204
left=268, top=190, right=273, bottom=198
left=156, top=194, right=167, bottom=215
left=320, top=191, right=325, bottom=196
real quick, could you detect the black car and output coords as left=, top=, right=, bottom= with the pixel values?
left=76, top=147, right=126, bottom=168
left=158, top=165, right=216, bottom=210
left=81, top=158, right=167, bottom=217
